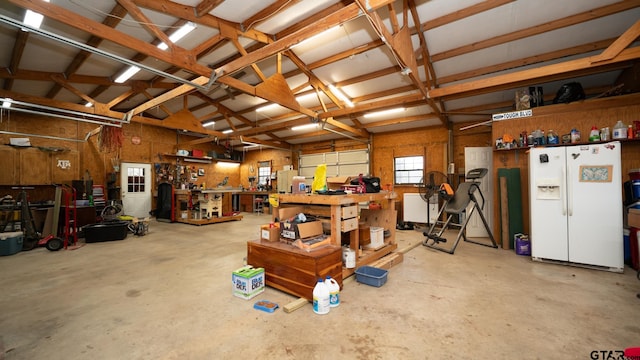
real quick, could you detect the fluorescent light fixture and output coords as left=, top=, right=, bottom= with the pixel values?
left=216, top=162, right=240, bottom=168
left=157, top=22, right=196, bottom=50
left=222, top=129, right=233, bottom=134
left=240, top=136, right=289, bottom=151
left=23, top=10, right=44, bottom=30
left=2, top=98, right=12, bottom=108
left=329, top=84, right=354, bottom=108
left=202, top=120, right=215, bottom=127
left=291, top=123, right=318, bottom=131
left=255, top=103, right=280, bottom=113
left=22, top=1, right=49, bottom=30
left=183, top=158, right=210, bottom=164
left=114, top=65, right=140, bottom=83
left=363, top=107, right=406, bottom=118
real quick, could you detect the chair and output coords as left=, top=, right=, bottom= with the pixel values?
left=423, top=169, right=498, bottom=254
left=254, top=196, right=264, bottom=213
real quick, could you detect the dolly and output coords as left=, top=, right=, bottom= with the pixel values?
left=15, top=188, right=65, bottom=251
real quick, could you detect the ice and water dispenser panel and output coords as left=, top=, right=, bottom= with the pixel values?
left=535, top=152, right=561, bottom=200
left=536, top=178, right=561, bottom=200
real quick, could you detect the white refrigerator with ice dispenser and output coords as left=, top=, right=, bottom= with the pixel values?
left=528, top=141, right=623, bottom=272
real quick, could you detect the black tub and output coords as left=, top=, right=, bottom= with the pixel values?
left=83, top=221, right=129, bottom=243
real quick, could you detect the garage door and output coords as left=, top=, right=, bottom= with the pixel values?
left=298, top=149, right=369, bottom=179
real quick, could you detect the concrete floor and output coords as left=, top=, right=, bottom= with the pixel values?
left=1, top=212, right=639, bottom=360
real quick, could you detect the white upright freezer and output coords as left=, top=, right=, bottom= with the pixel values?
left=528, top=141, right=623, bottom=271
left=277, top=169, right=297, bottom=193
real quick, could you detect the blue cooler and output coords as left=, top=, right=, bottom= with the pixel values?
left=0, top=231, right=24, bottom=256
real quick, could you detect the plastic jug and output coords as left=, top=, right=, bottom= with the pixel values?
left=325, top=276, right=340, bottom=307
left=588, top=126, right=600, bottom=142
left=570, top=128, right=581, bottom=143
left=312, top=279, right=330, bottom=314
left=613, top=120, right=627, bottom=139
left=342, top=247, right=356, bottom=268
left=547, top=129, right=558, bottom=144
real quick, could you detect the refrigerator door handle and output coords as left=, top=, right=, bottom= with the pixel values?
left=567, top=165, right=573, bottom=216
left=561, top=167, right=567, bottom=216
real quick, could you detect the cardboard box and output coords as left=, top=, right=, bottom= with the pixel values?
left=629, top=208, right=640, bottom=228
left=232, top=266, right=265, bottom=300
left=327, top=176, right=352, bottom=190
left=277, top=206, right=324, bottom=240
left=260, top=224, right=280, bottom=242
left=277, top=206, right=305, bottom=222
left=281, top=220, right=323, bottom=240
left=293, top=235, right=332, bottom=251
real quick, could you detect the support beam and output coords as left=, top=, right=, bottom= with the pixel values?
left=428, top=47, right=640, bottom=100
left=591, top=19, right=640, bottom=63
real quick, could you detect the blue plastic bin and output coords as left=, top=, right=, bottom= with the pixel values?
left=354, top=266, right=388, bottom=287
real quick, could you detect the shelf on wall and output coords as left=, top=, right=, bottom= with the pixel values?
left=494, top=138, right=640, bottom=152
left=161, top=153, right=240, bottom=164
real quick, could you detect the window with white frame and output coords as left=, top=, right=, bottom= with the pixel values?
left=394, top=156, right=424, bottom=185
left=257, top=161, right=271, bottom=186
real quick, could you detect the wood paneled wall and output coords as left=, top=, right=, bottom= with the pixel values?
left=491, top=92, right=640, bottom=236
left=0, top=113, right=243, bottom=195
left=241, top=148, right=294, bottom=189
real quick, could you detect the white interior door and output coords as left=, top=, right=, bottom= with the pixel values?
left=121, top=163, right=152, bottom=218
left=464, top=147, right=493, bottom=237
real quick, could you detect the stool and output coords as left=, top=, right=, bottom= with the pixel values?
left=254, top=197, right=264, bottom=213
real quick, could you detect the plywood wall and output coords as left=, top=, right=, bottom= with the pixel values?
left=241, top=148, right=295, bottom=189
left=491, top=92, right=640, bottom=236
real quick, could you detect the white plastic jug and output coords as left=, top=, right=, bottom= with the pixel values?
left=342, top=247, right=356, bottom=268
left=325, top=276, right=340, bottom=307
left=312, top=279, right=330, bottom=314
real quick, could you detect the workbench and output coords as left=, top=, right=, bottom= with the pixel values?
left=174, top=189, right=242, bottom=225
left=275, top=191, right=398, bottom=278
left=237, top=191, right=273, bottom=213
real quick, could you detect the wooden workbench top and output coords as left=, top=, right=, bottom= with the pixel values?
left=277, top=191, right=396, bottom=205
left=174, top=189, right=274, bottom=195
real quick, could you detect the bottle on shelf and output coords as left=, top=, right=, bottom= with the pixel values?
left=588, top=126, right=600, bottom=142
left=521, top=130, right=528, bottom=147
left=612, top=120, right=627, bottom=139
left=600, top=127, right=610, bottom=141
left=547, top=129, right=558, bottom=145
left=570, top=128, right=581, bottom=144
left=629, top=124, right=635, bottom=139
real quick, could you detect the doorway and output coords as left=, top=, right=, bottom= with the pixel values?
left=120, top=162, right=152, bottom=218
left=464, top=147, right=493, bottom=238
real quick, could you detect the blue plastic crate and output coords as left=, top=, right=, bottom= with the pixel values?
left=354, top=266, right=388, bottom=287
